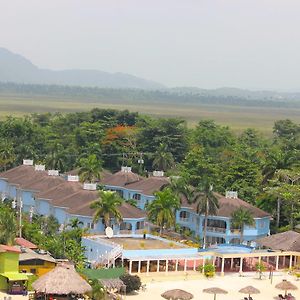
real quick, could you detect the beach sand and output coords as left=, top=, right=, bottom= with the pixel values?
left=127, top=272, right=300, bottom=300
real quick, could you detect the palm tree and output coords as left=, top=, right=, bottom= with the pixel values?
left=90, top=191, right=123, bottom=228
left=46, top=143, right=65, bottom=171
left=191, top=182, right=219, bottom=249
left=0, top=206, right=17, bottom=245
left=152, top=143, right=175, bottom=171
left=147, top=188, right=180, bottom=234
left=262, top=148, right=298, bottom=228
left=68, top=217, right=83, bottom=229
left=78, top=154, right=102, bottom=183
left=231, top=208, right=255, bottom=244
left=168, top=176, right=193, bottom=202
left=0, top=140, right=15, bottom=171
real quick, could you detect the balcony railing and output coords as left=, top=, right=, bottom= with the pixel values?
left=206, top=226, right=226, bottom=233
left=179, top=217, right=189, bottom=223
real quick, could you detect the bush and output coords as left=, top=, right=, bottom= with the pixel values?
left=255, top=262, right=266, bottom=279
left=198, top=263, right=215, bottom=278
left=120, top=274, right=141, bottom=293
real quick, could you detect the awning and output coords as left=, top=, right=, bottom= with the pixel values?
left=0, top=272, right=29, bottom=281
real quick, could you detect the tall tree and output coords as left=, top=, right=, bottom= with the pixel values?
left=78, top=154, right=102, bottom=183
left=147, top=188, right=180, bottom=234
left=0, top=205, right=17, bottom=245
left=231, top=208, right=255, bottom=243
left=90, top=191, right=123, bottom=228
left=192, top=183, right=219, bottom=249
left=68, top=217, right=84, bottom=229
left=152, top=143, right=175, bottom=171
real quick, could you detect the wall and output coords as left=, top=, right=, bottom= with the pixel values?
left=82, top=237, right=116, bottom=263
left=0, top=252, right=19, bottom=273
left=21, top=190, right=35, bottom=212
left=19, top=261, right=56, bottom=277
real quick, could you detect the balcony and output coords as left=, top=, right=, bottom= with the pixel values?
left=179, top=217, right=189, bottom=223
left=206, top=226, right=226, bottom=234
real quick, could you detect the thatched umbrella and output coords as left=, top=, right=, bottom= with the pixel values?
left=275, top=280, right=298, bottom=297
left=239, top=286, right=260, bottom=298
left=161, top=289, right=193, bottom=300
left=99, top=279, right=125, bottom=293
left=203, top=287, right=228, bottom=300
left=32, top=263, right=92, bottom=295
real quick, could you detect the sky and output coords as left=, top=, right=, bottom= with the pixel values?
left=1, top=0, right=300, bottom=90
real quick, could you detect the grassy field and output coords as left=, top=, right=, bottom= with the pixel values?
left=1, top=94, right=300, bottom=136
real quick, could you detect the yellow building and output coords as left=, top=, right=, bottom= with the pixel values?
left=18, top=248, right=56, bottom=277
left=0, top=245, right=29, bottom=294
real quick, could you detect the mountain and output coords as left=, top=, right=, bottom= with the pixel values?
left=0, top=48, right=164, bottom=90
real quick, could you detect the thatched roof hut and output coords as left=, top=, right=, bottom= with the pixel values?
left=256, top=231, right=300, bottom=251
left=32, top=263, right=92, bottom=295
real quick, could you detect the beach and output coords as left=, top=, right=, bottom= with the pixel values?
left=127, top=273, right=300, bottom=300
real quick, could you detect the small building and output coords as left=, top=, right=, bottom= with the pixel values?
left=18, top=247, right=56, bottom=277
left=256, top=230, right=300, bottom=252
left=0, top=245, right=29, bottom=294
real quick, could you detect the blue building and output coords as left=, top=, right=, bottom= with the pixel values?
left=176, top=191, right=271, bottom=245
left=0, top=163, right=146, bottom=235
left=102, top=167, right=169, bottom=209
left=0, top=163, right=271, bottom=245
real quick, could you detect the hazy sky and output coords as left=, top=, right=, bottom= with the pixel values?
left=1, top=0, right=300, bottom=89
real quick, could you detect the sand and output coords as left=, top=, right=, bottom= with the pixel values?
left=127, top=273, right=300, bottom=300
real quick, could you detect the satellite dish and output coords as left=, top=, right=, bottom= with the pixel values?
left=105, top=227, right=113, bottom=239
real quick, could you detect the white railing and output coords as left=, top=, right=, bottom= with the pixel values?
left=207, top=226, right=226, bottom=233
left=179, top=217, right=189, bottom=223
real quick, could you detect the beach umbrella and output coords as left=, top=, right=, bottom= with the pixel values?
left=161, top=289, right=193, bottom=300
left=203, top=287, right=228, bottom=300
left=239, top=286, right=260, bottom=298
left=275, top=280, right=298, bottom=296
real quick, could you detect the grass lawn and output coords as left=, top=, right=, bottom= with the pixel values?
left=109, top=237, right=184, bottom=250
left=1, top=94, right=300, bottom=136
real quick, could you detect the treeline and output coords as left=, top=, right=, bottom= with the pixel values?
left=1, top=82, right=300, bottom=108
left=0, top=108, right=300, bottom=232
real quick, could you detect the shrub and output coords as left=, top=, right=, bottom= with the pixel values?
left=198, top=262, right=215, bottom=278
left=255, top=262, right=266, bottom=279
left=120, top=274, right=141, bottom=293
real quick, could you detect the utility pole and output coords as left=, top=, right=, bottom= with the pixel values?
left=16, top=190, right=22, bottom=238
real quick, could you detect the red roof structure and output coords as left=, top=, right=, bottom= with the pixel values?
left=0, top=244, right=21, bottom=253
left=15, top=237, right=38, bottom=249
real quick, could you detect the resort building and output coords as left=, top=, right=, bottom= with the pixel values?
left=177, top=191, right=271, bottom=245
left=0, top=245, right=29, bottom=294
left=0, top=162, right=270, bottom=243
left=0, top=163, right=147, bottom=235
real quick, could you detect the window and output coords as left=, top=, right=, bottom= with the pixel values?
left=90, top=222, right=95, bottom=229
left=179, top=211, right=190, bottom=221
left=132, top=193, right=141, bottom=201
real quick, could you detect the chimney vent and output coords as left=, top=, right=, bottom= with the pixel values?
left=121, top=166, right=132, bottom=173
left=48, top=170, right=59, bottom=176
left=225, top=191, right=238, bottom=199
left=35, top=165, right=45, bottom=171
left=67, top=175, right=79, bottom=182
left=23, top=159, right=33, bottom=166
left=83, top=183, right=97, bottom=191
left=153, top=171, right=164, bottom=177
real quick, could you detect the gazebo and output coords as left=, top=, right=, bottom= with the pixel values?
left=32, top=263, right=92, bottom=299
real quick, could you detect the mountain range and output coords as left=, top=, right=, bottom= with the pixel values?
left=0, top=48, right=300, bottom=102
left=0, top=48, right=164, bottom=90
